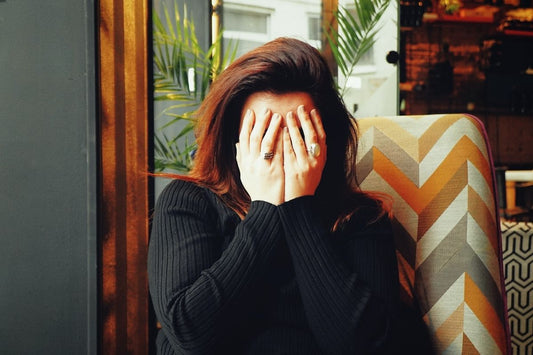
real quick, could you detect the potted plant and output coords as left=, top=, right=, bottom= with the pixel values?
left=152, top=1, right=237, bottom=173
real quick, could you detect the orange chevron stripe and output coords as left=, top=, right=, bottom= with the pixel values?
left=465, top=273, right=506, bottom=353
left=373, top=147, right=437, bottom=214
left=373, top=136, right=492, bottom=215
left=421, top=135, right=492, bottom=195
left=418, top=162, right=468, bottom=238
left=434, top=303, right=464, bottom=352
left=468, top=186, right=499, bottom=254
left=419, top=114, right=466, bottom=160
left=462, top=334, right=479, bottom=354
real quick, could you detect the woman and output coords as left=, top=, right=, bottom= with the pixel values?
left=148, top=37, right=431, bottom=354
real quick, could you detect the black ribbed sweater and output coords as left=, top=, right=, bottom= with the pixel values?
left=148, top=179, right=430, bottom=354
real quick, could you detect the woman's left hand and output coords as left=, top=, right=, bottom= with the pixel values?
left=282, top=105, right=327, bottom=202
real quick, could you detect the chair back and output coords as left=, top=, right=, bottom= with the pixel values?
left=355, top=114, right=510, bottom=354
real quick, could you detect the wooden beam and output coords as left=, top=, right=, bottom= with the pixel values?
left=322, top=0, right=338, bottom=76
left=97, top=0, right=151, bottom=353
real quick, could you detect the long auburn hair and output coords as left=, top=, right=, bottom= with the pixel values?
left=181, top=37, right=387, bottom=229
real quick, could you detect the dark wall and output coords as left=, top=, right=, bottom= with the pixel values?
left=0, top=1, right=97, bottom=354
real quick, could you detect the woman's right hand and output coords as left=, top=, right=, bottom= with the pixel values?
left=236, top=108, right=284, bottom=205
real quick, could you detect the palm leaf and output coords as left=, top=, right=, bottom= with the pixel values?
left=152, top=0, right=238, bottom=173
left=326, top=0, right=392, bottom=94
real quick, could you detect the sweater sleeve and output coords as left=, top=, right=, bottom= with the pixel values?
left=278, top=196, right=399, bottom=355
left=148, top=180, right=281, bottom=354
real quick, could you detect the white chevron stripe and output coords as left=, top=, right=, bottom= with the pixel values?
left=419, top=118, right=489, bottom=185
left=383, top=114, right=445, bottom=138
left=467, top=161, right=496, bottom=217
left=464, top=303, right=503, bottom=355
left=466, top=214, right=502, bottom=292
left=425, top=273, right=465, bottom=329
left=417, top=187, right=468, bottom=267
left=356, top=126, right=375, bottom=164
left=360, top=170, right=418, bottom=241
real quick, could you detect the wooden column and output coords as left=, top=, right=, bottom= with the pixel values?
left=97, top=0, right=152, bottom=353
left=322, top=0, right=338, bottom=76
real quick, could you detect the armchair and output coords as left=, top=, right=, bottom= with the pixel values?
left=355, top=114, right=511, bottom=354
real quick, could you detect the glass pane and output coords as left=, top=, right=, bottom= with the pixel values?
left=224, top=38, right=265, bottom=59
left=308, top=15, right=321, bottom=41
left=225, top=9, right=268, bottom=33
left=222, top=0, right=322, bottom=54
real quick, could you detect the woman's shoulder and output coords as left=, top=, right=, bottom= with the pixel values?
left=159, top=178, right=205, bottom=196
left=156, top=178, right=212, bottom=210
left=156, top=178, right=234, bottom=218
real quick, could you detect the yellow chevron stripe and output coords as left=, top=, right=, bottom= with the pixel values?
left=468, top=186, right=498, bottom=254
left=465, top=273, right=506, bottom=353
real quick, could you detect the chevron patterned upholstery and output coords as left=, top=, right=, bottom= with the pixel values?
left=355, top=114, right=511, bottom=354
left=501, top=221, right=533, bottom=355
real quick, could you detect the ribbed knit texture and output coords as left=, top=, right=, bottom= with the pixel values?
left=148, top=179, right=432, bottom=355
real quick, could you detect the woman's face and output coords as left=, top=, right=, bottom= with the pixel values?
left=240, top=91, right=318, bottom=128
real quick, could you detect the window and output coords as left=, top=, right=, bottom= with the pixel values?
left=223, top=6, right=271, bottom=59
left=222, top=1, right=323, bottom=58
left=308, top=14, right=321, bottom=42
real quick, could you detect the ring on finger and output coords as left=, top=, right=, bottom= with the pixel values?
left=307, top=143, right=320, bottom=158
left=263, top=151, right=274, bottom=160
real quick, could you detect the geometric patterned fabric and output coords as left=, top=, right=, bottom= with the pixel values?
left=501, top=221, right=533, bottom=355
left=355, top=114, right=511, bottom=354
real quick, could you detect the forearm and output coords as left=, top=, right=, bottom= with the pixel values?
left=148, top=186, right=281, bottom=353
left=278, top=196, right=397, bottom=354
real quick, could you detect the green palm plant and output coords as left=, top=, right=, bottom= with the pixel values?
left=153, top=2, right=237, bottom=173
left=326, top=0, right=393, bottom=95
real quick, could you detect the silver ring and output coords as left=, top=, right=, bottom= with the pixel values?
left=307, top=143, right=320, bottom=158
left=263, top=151, right=274, bottom=160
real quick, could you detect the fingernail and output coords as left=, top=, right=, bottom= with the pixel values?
left=272, top=113, right=280, bottom=120
left=263, top=107, right=270, bottom=115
